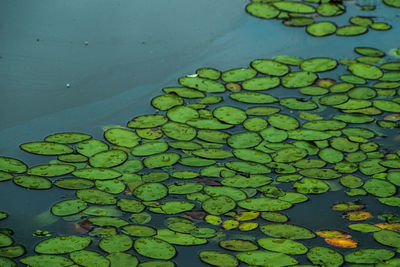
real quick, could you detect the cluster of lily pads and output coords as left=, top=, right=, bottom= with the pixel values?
left=0, top=46, right=400, bottom=266
left=246, top=0, right=399, bottom=37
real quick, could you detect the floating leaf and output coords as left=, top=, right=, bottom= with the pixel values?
left=199, top=250, right=238, bottom=267
left=307, top=246, right=344, bottom=266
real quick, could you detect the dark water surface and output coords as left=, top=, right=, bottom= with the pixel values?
left=1, top=0, right=400, bottom=266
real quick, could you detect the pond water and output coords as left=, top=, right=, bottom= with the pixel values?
left=1, top=0, right=400, bottom=266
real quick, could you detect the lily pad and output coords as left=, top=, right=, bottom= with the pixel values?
left=260, top=223, right=315, bottom=239
left=199, top=250, right=238, bottom=267
left=134, top=237, right=176, bottom=260
left=34, top=236, right=91, bottom=254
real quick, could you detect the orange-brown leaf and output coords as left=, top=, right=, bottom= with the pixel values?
left=316, top=229, right=352, bottom=239
left=324, top=237, right=358, bottom=248
left=343, top=210, right=372, bottom=221
left=375, top=223, right=400, bottom=232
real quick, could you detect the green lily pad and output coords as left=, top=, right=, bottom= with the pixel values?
left=27, top=164, right=75, bottom=177
left=245, top=3, right=280, bottom=19
left=75, top=139, right=109, bottom=157
left=70, top=250, right=110, bottom=267
left=204, top=186, right=246, bottom=201
left=106, top=252, right=139, bottom=267
left=307, top=246, right=344, bottom=267
left=233, top=149, right=271, bottom=164
left=162, top=122, right=196, bottom=141
left=373, top=100, right=400, bottom=112
left=280, top=98, right=318, bottom=110
left=293, top=178, right=330, bottom=194
left=88, top=216, right=129, bottom=227
left=238, top=197, right=292, bottom=211
left=373, top=230, right=400, bottom=248
left=143, top=153, right=180, bottom=168
left=363, top=178, right=396, bottom=197
left=72, top=168, right=121, bottom=180
left=44, top=132, right=91, bottom=144
left=13, top=175, right=52, bottom=190
left=187, top=118, right=233, bottom=130
left=259, top=127, right=288, bottom=143
left=243, top=118, right=268, bottom=131
left=0, top=233, right=13, bottom=248
left=0, top=212, right=8, bottom=221
left=179, top=76, right=225, bottom=93
left=134, top=237, right=176, bottom=260
left=89, top=150, right=127, bottom=168
left=199, top=250, right=238, bottom=267
left=83, top=206, right=122, bottom=217
left=117, top=199, right=145, bottom=213
left=155, top=229, right=207, bottom=245
left=179, top=157, right=216, bottom=167
left=260, top=223, right=315, bottom=239
left=225, top=161, right=271, bottom=174
left=272, top=147, right=307, bottom=163
left=166, top=105, right=199, bottom=123
left=202, top=196, right=236, bottom=215
left=196, top=68, right=221, bottom=80
left=76, top=189, right=117, bottom=205
left=95, top=179, right=125, bottom=194
left=219, top=239, right=258, bottom=252
left=51, top=199, right=87, bottom=216
left=221, top=174, right=272, bottom=188
left=345, top=249, right=395, bottom=264
left=301, top=57, right=338, bottom=72
left=349, top=63, right=383, bottom=79
left=257, top=237, right=308, bottom=255
left=0, top=245, right=25, bottom=258
left=127, top=114, right=168, bottom=129
left=251, top=59, right=289, bottom=76
left=340, top=74, right=367, bottom=84
left=317, top=3, right=345, bottom=16
left=299, top=168, right=341, bottom=180
left=168, top=182, right=203, bottom=195
left=104, top=128, right=140, bottom=148
left=227, top=132, right=262, bottom=149
left=122, top=225, right=156, bottom=237
left=306, top=21, right=337, bottom=37
left=151, top=94, right=183, bottom=111
left=300, top=86, right=329, bottom=96
left=213, top=106, right=247, bottom=125
left=221, top=68, right=257, bottom=82
left=20, top=141, right=73, bottom=155
left=0, top=156, right=27, bottom=174
left=149, top=201, right=195, bottom=214
left=273, top=1, right=315, bottom=13
left=333, top=113, right=374, bottom=123
left=370, top=22, right=392, bottom=31
left=0, top=171, right=13, bottom=182
left=34, top=236, right=91, bottom=254
left=20, top=255, right=74, bottom=267
left=131, top=142, right=168, bottom=157
left=58, top=153, right=88, bottom=163
left=348, top=223, right=381, bottom=232
left=336, top=25, right=368, bottom=36
left=134, top=183, right=168, bottom=201
left=98, top=234, right=133, bottom=253
left=230, top=92, right=278, bottom=104
left=236, top=250, right=298, bottom=266
left=282, top=71, right=318, bottom=88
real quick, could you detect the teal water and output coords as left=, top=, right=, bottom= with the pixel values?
left=1, top=0, right=400, bottom=266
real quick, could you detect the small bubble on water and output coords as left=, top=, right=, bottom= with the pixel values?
left=66, top=83, right=71, bottom=88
